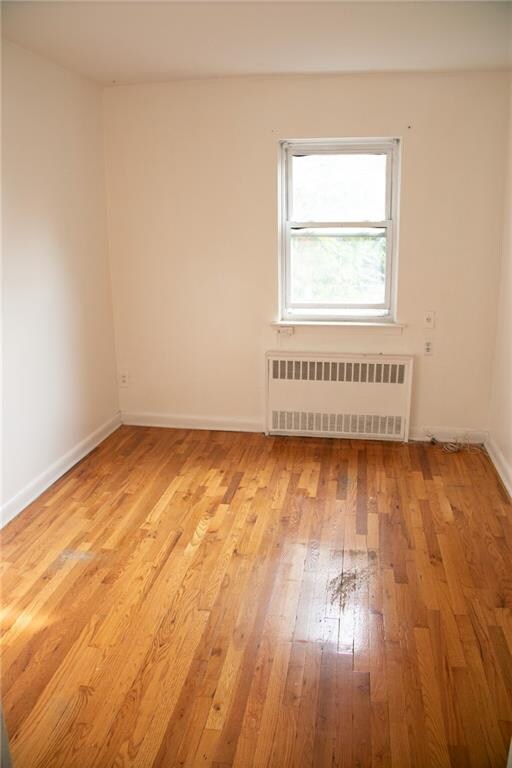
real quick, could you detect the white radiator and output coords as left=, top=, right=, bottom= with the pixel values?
left=266, top=352, right=413, bottom=442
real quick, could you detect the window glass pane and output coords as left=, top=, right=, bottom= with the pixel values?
left=290, top=227, right=386, bottom=305
left=291, top=153, right=387, bottom=222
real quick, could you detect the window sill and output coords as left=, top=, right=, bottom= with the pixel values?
left=271, top=320, right=405, bottom=329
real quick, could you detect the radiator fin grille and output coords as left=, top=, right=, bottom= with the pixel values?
left=272, top=359, right=406, bottom=384
left=271, top=411, right=402, bottom=438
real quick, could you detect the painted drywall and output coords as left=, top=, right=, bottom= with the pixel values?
left=1, top=41, right=119, bottom=524
left=488, top=77, right=512, bottom=496
left=103, top=72, right=509, bottom=438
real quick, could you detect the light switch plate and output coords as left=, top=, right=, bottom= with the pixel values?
left=424, top=311, right=435, bottom=329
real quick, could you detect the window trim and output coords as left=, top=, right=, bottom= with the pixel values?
left=278, top=137, right=400, bottom=323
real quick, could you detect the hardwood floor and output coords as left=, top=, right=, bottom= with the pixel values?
left=1, top=426, right=511, bottom=767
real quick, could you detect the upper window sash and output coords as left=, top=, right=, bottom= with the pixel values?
left=283, top=140, right=397, bottom=225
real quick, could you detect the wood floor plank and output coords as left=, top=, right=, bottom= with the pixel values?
left=1, top=427, right=511, bottom=766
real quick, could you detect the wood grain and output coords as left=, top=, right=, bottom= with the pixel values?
left=1, top=426, right=511, bottom=766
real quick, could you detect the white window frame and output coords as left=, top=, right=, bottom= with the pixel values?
left=279, top=137, right=400, bottom=323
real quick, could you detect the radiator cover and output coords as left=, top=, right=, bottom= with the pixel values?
left=266, top=352, right=413, bottom=442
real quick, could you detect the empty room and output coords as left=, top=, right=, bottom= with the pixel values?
left=1, top=1, right=512, bottom=766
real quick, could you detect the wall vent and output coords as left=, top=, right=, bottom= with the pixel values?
left=266, top=352, right=413, bottom=442
left=271, top=359, right=406, bottom=385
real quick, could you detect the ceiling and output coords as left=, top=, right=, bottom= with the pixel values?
left=2, top=1, right=511, bottom=85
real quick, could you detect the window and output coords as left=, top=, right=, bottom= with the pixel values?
left=279, top=138, right=400, bottom=323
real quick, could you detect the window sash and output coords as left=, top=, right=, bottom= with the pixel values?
left=284, top=221, right=392, bottom=311
left=280, top=139, right=398, bottom=320
left=285, top=144, right=394, bottom=224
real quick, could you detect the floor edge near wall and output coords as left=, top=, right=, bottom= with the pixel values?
left=3, top=416, right=510, bottom=528
left=0, top=413, right=122, bottom=529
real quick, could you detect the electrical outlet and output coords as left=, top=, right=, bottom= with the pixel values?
left=119, top=372, right=129, bottom=388
left=276, top=325, right=294, bottom=336
left=424, top=340, right=433, bottom=356
left=424, top=311, right=435, bottom=329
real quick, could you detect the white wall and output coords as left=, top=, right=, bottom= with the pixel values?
left=103, top=72, right=509, bottom=438
left=1, top=41, right=119, bottom=524
left=488, top=77, right=512, bottom=496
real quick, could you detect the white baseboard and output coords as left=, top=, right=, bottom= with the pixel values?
left=121, top=411, right=264, bottom=434
left=1, top=413, right=122, bottom=529
left=409, top=426, right=488, bottom=444
left=485, top=434, right=512, bottom=499
left=122, top=415, right=491, bottom=445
